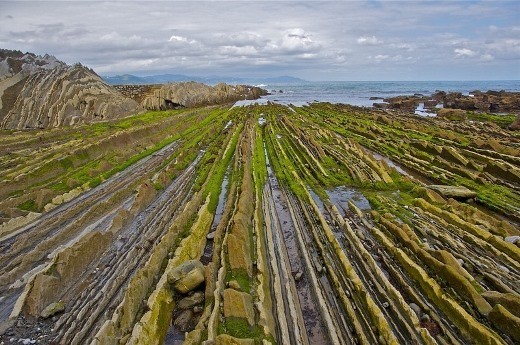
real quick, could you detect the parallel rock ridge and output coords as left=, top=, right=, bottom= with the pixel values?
left=0, top=49, right=141, bottom=129
left=0, top=102, right=519, bottom=345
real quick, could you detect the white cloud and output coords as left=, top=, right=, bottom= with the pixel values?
left=168, top=35, right=196, bottom=44
left=357, top=36, right=382, bottom=45
left=454, top=48, right=477, bottom=58
left=277, top=28, right=320, bottom=53
left=393, top=43, right=414, bottom=51
left=0, top=1, right=518, bottom=80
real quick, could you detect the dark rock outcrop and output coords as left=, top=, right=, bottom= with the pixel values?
left=0, top=49, right=141, bottom=129
left=381, top=90, right=520, bottom=115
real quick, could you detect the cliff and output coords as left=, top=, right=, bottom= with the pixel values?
left=0, top=49, right=141, bottom=129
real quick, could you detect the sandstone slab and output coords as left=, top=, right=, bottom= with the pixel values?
left=223, top=288, right=254, bottom=326
left=428, top=185, right=477, bottom=200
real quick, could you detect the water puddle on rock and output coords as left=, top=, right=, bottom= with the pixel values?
left=326, top=186, right=371, bottom=217
left=367, top=149, right=433, bottom=184
left=414, top=103, right=437, bottom=117
left=201, top=162, right=232, bottom=265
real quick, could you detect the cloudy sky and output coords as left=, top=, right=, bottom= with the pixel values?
left=1, top=1, right=519, bottom=80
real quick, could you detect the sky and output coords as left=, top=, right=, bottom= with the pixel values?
left=0, top=1, right=519, bottom=81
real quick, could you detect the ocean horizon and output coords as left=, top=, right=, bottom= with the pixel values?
left=253, top=80, right=520, bottom=107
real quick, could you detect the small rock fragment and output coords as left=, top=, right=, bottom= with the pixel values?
left=505, top=236, right=520, bottom=245
left=227, top=280, right=241, bottom=291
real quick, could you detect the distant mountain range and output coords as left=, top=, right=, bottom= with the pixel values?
left=102, top=74, right=306, bottom=85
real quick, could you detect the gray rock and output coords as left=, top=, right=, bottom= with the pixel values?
left=409, top=303, right=421, bottom=317
left=0, top=49, right=140, bottom=129
left=505, top=236, right=520, bottom=244
left=206, top=231, right=216, bottom=240
left=174, top=309, right=194, bottom=332
left=178, top=292, right=204, bottom=309
left=420, top=313, right=431, bottom=323
left=141, top=82, right=267, bottom=110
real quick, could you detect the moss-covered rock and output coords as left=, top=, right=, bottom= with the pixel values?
left=482, top=291, right=520, bottom=318
left=488, top=304, right=520, bottom=343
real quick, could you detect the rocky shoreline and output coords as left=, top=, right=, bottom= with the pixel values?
left=372, top=89, right=520, bottom=130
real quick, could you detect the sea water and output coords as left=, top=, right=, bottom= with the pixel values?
left=257, top=80, right=520, bottom=107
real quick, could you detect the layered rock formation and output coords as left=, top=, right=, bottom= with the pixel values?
left=0, top=49, right=141, bottom=129
left=128, top=82, right=267, bottom=110
left=1, top=103, right=519, bottom=345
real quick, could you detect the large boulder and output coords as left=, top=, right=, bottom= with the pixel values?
left=167, top=260, right=205, bottom=294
